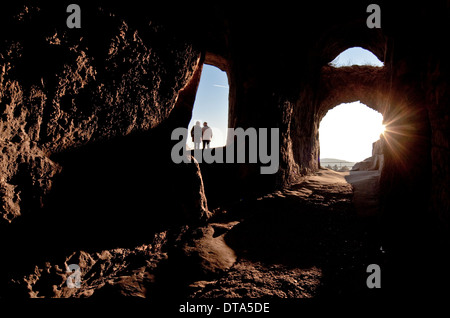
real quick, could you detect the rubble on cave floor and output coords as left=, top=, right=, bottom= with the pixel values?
left=10, top=170, right=384, bottom=299
left=186, top=169, right=384, bottom=299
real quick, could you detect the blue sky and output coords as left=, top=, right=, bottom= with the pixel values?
left=329, top=47, right=384, bottom=67
left=187, top=65, right=229, bottom=149
left=187, top=47, right=384, bottom=162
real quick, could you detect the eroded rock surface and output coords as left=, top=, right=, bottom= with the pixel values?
left=0, top=1, right=449, bottom=301
left=10, top=170, right=381, bottom=300
left=352, top=139, right=384, bottom=171
left=11, top=232, right=168, bottom=298
left=0, top=3, right=200, bottom=223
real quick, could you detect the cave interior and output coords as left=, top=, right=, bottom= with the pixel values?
left=0, top=1, right=449, bottom=301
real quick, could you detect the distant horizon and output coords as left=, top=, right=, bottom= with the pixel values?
left=320, top=157, right=356, bottom=163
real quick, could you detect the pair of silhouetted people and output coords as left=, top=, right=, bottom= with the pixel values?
left=191, top=121, right=213, bottom=149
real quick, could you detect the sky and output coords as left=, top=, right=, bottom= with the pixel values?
left=319, top=102, right=384, bottom=162
left=187, top=47, right=384, bottom=162
left=187, top=65, right=229, bottom=149
left=329, top=47, right=384, bottom=67
left=320, top=47, right=384, bottom=162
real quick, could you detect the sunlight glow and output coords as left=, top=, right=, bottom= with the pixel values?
left=319, top=102, right=384, bottom=162
left=375, top=103, right=421, bottom=169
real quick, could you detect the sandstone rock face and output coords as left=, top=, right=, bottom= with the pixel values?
left=0, top=2, right=206, bottom=298
left=0, top=3, right=200, bottom=224
left=352, top=139, right=384, bottom=171
left=0, top=1, right=449, bottom=300
left=179, top=223, right=237, bottom=278
left=10, top=232, right=168, bottom=298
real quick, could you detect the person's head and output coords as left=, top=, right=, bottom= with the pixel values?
left=195, top=121, right=201, bottom=126
left=203, top=122, right=208, bottom=127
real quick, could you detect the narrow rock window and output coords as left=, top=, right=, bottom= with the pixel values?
left=319, top=101, right=385, bottom=170
left=329, top=47, right=384, bottom=67
left=187, top=64, right=229, bottom=149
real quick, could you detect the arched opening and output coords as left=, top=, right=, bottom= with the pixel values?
left=186, top=64, right=229, bottom=149
left=319, top=101, right=385, bottom=170
left=329, top=47, right=384, bottom=68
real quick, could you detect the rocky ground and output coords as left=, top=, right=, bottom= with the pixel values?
left=187, top=169, right=384, bottom=299
left=9, top=169, right=385, bottom=301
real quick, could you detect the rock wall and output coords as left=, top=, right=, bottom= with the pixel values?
left=218, top=2, right=449, bottom=239
left=352, top=139, right=384, bottom=171
left=0, top=2, right=207, bottom=296
left=0, top=0, right=449, bottom=298
left=202, top=1, right=450, bottom=294
left=0, top=3, right=201, bottom=224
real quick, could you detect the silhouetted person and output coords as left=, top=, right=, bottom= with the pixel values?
left=202, top=122, right=213, bottom=149
left=191, top=121, right=202, bottom=149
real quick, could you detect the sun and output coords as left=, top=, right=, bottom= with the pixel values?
left=380, top=124, right=386, bottom=136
